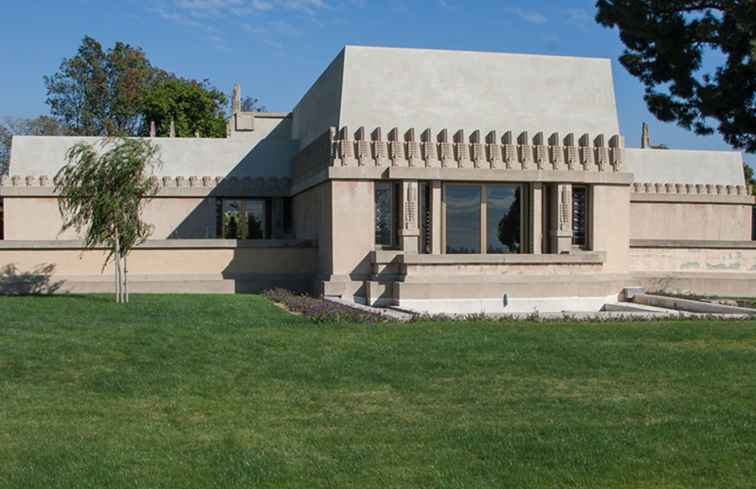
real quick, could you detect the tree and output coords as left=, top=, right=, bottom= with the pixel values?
left=0, top=116, right=69, bottom=174
left=55, top=138, right=161, bottom=303
left=141, top=78, right=228, bottom=138
left=44, top=36, right=156, bottom=136
left=745, top=163, right=755, bottom=193
left=241, top=96, right=266, bottom=113
left=0, top=125, right=10, bottom=175
left=596, top=1, right=756, bottom=153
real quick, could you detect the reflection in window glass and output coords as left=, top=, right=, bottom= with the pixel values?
left=445, top=185, right=481, bottom=254
left=487, top=185, right=521, bottom=253
left=375, top=182, right=395, bottom=246
left=244, top=199, right=266, bottom=239
left=219, top=199, right=267, bottom=239
left=222, top=200, right=242, bottom=239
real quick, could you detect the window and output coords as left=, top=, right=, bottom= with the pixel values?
left=216, top=198, right=269, bottom=239
left=375, top=182, right=398, bottom=247
left=572, top=186, right=588, bottom=248
left=487, top=185, right=522, bottom=253
left=445, top=185, right=481, bottom=254
left=444, top=183, right=525, bottom=254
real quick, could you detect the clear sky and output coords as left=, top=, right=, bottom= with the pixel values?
left=0, top=0, right=752, bottom=167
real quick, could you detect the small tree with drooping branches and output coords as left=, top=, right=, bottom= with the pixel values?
left=55, top=138, right=161, bottom=303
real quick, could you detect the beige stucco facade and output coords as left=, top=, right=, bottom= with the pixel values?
left=1, top=46, right=754, bottom=311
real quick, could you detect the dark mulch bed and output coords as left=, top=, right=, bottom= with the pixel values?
left=263, top=288, right=387, bottom=323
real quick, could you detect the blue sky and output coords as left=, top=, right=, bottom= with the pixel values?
left=0, top=0, right=752, bottom=167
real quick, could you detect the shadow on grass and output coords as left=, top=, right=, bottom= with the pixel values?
left=0, top=264, right=65, bottom=296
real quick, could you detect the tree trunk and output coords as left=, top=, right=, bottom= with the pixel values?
left=114, top=231, right=122, bottom=303
left=124, top=253, right=129, bottom=303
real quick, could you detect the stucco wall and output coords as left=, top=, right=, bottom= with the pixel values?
left=291, top=49, right=344, bottom=149
left=630, top=246, right=756, bottom=273
left=3, top=197, right=218, bottom=240
left=0, top=241, right=317, bottom=294
left=631, top=202, right=752, bottom=241
left=328, top=180, right=374, bottom=280
left=10, top=115, right=297, bottom=179
left=591, top=185, right=630, bottom=272
left=625, top=148, right=745, bottom=186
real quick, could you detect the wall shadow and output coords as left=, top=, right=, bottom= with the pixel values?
left=0, top=264, right=65, bottom=295
left=220, top=245, right=317, bottom=295
left=169, top=118, right=299, bottom=239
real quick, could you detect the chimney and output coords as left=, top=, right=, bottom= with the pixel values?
left=232, top=83, right=241, bottom=114
left=149, top=120, right=156, bottom=138
left=169, top=118, right=176, bottom=138
left=641, top=122, right=650, bottom=149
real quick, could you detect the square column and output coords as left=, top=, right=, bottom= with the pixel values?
left=549, top=183, right=573, bottom=254
left=529, top=183, right=543, bottom=254
left=399, top=180, right=420, bottom=253
left=431, top=181, right=442, bottom=254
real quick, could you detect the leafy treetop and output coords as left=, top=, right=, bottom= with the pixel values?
left=596, top=0, right=756, bottom=153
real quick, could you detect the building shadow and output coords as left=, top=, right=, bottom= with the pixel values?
left=0, top=264, right=65, bottom=295
left=169, top=117, right=298, bottom=239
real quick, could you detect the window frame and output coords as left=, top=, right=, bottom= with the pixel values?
left=571, top=185, right=590, bottom=249
left=374, top=181, right=400, bottom=249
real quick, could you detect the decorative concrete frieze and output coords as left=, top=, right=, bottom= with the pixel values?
left=548, top=133, right=563, bottom=169
left=293, top=126, right=627, bottom=178
left=502, top=131, right=516, bottom=169
left=371, top=128, right=387, bottom=167
left=404, top=128, right=419, bottom=167
left=579, top=134, right=594, bottom=169
left=454, top=130, right=471, bottom=168
left=517, top=131, right=532, bottom=169
left=0, top=175, right=10, bottom=186
left=609, top=135, right=624, bottom=171
left=594, top=135, right=608, bottom=172
left=532, top=132, right=546, bottom=170
left=485, top=131, right=502, bottom=169
left=631, top=182, right=750, bottom=198
left=438, top=129, right=454, bottom=168
left=564, top=133, right=577, bottom=170
left=355, top=127, right=370, bottom=167
left=470, top=130, right=485, bottom=169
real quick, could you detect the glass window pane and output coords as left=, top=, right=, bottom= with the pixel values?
left=487, top=185, right=521, bottom=253
left=446, top=185, right=481, bottom=254
left=244, top=200, right=266, bottom=239
left=222, top=199, right=242, bottom=239
left=375, top=182, right=394, bottom=246
left=572, top=186, right=587, bottom=247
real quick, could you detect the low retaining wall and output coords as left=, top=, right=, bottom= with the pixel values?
left=630, top=240, right=756, bottom=296
left=0, top=239, right=318, bottom=294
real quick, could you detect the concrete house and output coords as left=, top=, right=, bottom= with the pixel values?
left=1, top=46, right=754, bottom=313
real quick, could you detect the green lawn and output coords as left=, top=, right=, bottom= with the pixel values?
left=1, top=295, right=755, bottom=489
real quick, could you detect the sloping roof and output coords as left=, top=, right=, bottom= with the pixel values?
left=624, top=148, right=745, bottom=186
left=292, top=45, right=621, bottom=148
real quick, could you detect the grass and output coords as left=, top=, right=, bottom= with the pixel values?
left=0, top=294, right=755, bottom=488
